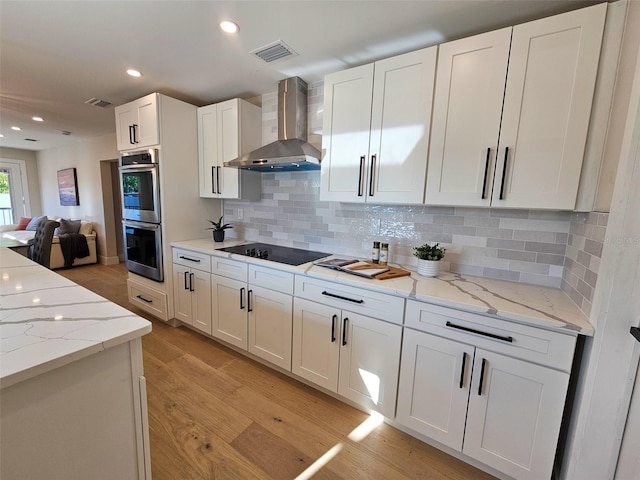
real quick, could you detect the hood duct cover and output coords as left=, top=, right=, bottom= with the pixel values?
left=225, top=77, right=321, bottom=172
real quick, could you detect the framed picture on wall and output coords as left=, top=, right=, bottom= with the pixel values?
left=57, top=168, right=79, bottom=206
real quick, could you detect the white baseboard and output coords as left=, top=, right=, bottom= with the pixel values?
left=100, top=255, right=120, bottom=266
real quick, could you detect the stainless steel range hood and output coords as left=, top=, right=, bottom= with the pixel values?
left=224, top=77, right=321, bottom=172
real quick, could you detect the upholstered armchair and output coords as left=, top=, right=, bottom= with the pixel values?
left=27, top=220, right=60, bottom=268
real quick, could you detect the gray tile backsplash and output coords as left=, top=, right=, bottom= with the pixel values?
left=223, top=80, right=607, bottom=303
left=561, top=212, right=608, bottom=317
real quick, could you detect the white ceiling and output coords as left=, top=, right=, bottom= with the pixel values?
left=0, top=0, right=601, bottom=151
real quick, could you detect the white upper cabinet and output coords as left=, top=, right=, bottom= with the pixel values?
left=426, top=28, right=512, bottom=206
left=115, top=93, right=160, bottom=151
left=426, top=3, right=606, bottom=209
left=495, top=4, right=607, bottom=209
left=321, top=46, right=437, bottom=204
left=197, top=98, right=262, bottom=200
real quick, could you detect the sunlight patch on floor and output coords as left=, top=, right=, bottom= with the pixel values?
left=294, top=443, right=344, bottom=480
left=348, top=411, right=384, bottom=442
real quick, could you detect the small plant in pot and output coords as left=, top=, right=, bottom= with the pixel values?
left=207, top=216, right=233, bottom=242
left=413, top=243, right=446, bottom=277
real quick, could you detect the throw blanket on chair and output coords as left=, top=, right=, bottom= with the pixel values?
left=58, top=233, right=90, bottom=268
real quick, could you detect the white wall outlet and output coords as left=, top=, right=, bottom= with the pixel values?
left=237, top=208, right=244, bottom=220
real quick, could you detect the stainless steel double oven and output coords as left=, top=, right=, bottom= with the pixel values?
left=120, top=149, right=164, bottom=282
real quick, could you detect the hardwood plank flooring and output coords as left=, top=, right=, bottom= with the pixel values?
left=57, top=263, right=496, bottom=480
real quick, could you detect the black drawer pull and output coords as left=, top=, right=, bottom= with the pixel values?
left=179, top=255, right=201, bottom=263
left=478, top=358, right=487, bottom=396
left=136, top=294, right=152, bottom=303
left=321, top=291, right=364, bottom=304
left=184, top=271, right=189, bottom=290
left=445, top=321, right=513, bottom=343
left=189, top=273, right=195, bottom=292
left=247, top=289, right=253, bottom=312
left=369, top=154, right=376, bottom=196
left=240, top=287, right=245, bottom=310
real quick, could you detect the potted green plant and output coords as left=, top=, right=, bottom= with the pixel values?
left=207, top=215, right=233, bottom=242
left=413, top=242, right=446, bottom=277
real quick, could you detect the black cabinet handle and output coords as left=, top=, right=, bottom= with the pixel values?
left=184, top=271, right=189, bottom=290
left=136, top=294, right=152, bottom=303
left=321, top=291, right=364, bottom=304
left=331, top=314, right=337, bottom=343
left=179, top=255, right=201, bottom=263
left=459, top=352, right=467, bottom=389
left=128, top=125, right=135, bottom=145
left=132, top=124, right=139, bottom=144
left=211, top=166, right=216, bottom=194
left=342, top=317, right=349, bottom=346
left=216, top=166, right=221, bottom=194
left=240, top=287, right=245, bottom=310
left=189, top=273, right=195, bottom=292
left=499, top=146, right=509, bottom=200
left=478, top=358, right=487, bottom=396
left=445, top=321, right=513, bottom=343
left=369, top=154, right=376, bottom=197
left=247, top=289, right=253, bottom=312
left=481, top=148, right=491, bottom=199
left=357, top=156, right=365, bottom=197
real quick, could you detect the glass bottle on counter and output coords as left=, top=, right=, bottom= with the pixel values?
left=380, top=243, right=389, bottom=265
left=372, top=241, right=380, bottom=264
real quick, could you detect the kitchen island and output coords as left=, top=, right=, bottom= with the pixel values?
left=0, top=248, right=152, bottom=480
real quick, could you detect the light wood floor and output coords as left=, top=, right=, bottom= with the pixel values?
left=57, top=263, right=497, bottom=480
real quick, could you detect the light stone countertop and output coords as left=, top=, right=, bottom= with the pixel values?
left=173, top=238, right=594, bottom=336
left=0, top=248, right=152, bottom=389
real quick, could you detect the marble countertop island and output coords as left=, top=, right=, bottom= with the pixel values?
left=173, top=239, right=594, bottom=336
left=0, top=248, right=152, bottom=389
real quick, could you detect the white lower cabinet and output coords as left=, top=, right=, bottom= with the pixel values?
left=172, top=248, right=212, bottom=334
left=397, top=300, right=575, bottom=480
left=292, top=277, right=403, bottom=418
left=211, top=258, right=294, bottom=370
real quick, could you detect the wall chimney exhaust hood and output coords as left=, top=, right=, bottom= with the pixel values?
left=224, top=77, right=321, bottom=172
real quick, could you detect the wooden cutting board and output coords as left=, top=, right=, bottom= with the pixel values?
left=348, top=262, right=412, bottom=280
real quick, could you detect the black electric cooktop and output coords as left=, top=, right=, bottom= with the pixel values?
left=218, top=242, right=331, bottom=266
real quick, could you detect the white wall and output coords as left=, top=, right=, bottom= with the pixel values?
left=36, top=133, right=118, bottom=264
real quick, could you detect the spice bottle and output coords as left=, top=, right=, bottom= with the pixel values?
left=380, top=243, right=389, bottom=265
left=372, top=241, right=380, bottom=264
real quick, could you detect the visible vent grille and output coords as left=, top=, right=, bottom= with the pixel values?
left=24, top=138, right=38, bottom=142
left=84, top=97, right=112, bottom=108
left=61, top=131, right=72, bottom=136
left=251, top=40, right=297, bottom=63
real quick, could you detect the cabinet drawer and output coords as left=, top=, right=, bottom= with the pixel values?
left=172, top=248, right=212, bottom=272
left=295, top=275, right=404, bottom=324
left=405, top=300, right=576, bottom=372
left=249, top=265, right=294, bottom=295
left=211, top=256, right=247, bottom=281
left=128, top=279, right=168, bottom=321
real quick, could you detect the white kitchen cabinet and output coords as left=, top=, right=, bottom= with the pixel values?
left=397, top=300, right=576, bottom=480
left=172, top=248, right=212, bottom=334
left=198, top=98, right=262, bottom=200
left=115, top=92, right=159, bottom=151
left=425, top=28, right=511, bottom=206
left=321, top=46, right=437, bottom=204
left=292, top=277, right=403, bottom=418
left=211, top=257, right=294, bottom=370
left=426, top=3, right=606, bottom=209
left=211, top=274, right=248, bottom=349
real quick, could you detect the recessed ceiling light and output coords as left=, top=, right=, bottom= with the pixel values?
left=0, top=134, right=4, bottom=138
left=11, top=126, right=21, bottom=131
left=220, top=20, right=239, bottom=33
left=32, top=116, right=44, bottom=122
left=127, top=69, right=142, bottom=77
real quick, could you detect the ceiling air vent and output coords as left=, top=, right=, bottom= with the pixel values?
left=251, top=40, right=297, bottom=63
left=84, top=97, right=112, bottom=108
left=24, top=138, right=38, bottom=142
